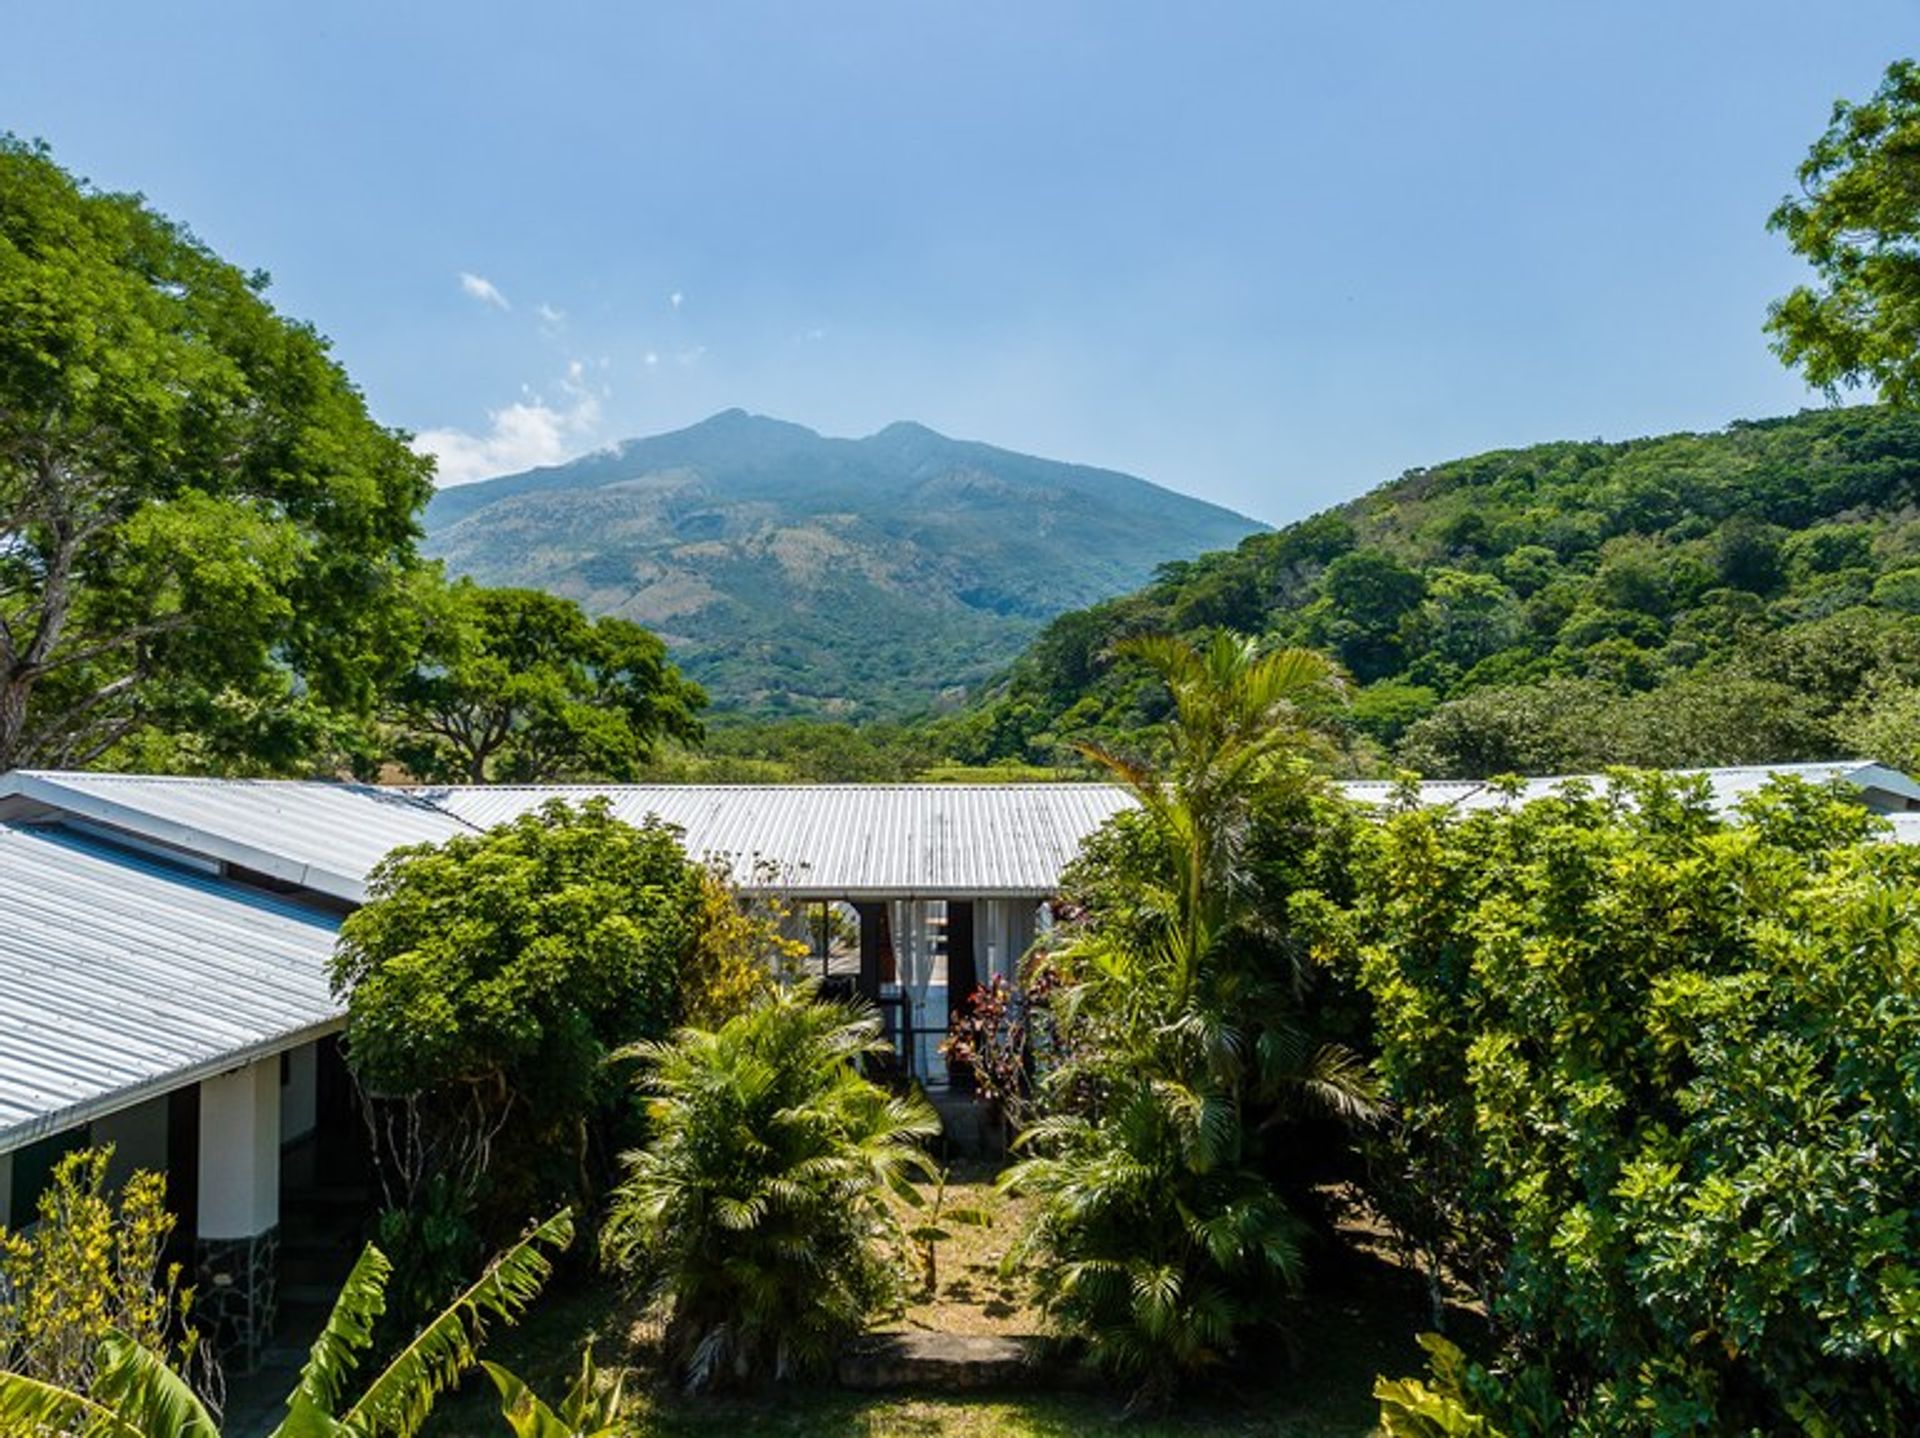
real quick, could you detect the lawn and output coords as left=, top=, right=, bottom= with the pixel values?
left=422, top=1171, right=1448, bottom=1436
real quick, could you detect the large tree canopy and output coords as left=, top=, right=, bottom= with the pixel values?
left=1768, top=59, right=1920, bottom=403
left=387, top=580, right=706, bottom=783
left=0, top=137, right=433, bottom=773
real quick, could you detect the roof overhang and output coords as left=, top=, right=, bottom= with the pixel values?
left=0, top=1016, right=343, bottom=1157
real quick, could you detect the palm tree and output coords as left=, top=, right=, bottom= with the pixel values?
left=0, top=1211, right=572, bottom=1437
left=1072, top=631, right=1370, bottom=1115
left=601, top=982, right=938, bottom=1392
left=1006, top=631, right=1374, bottom=1400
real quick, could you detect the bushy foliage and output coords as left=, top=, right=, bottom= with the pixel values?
left=332, top=800, right=703, bottom=1271
left=1768, top=60, right=1920, bottom=405
left=944, top=407, right=1920, bottom=776
left=1300, top=773, right=1920, bottom=1434
left=0, top=136, right=433, bottom=774
left=678, top=859, right=805, bottom=1030
left=0, top=1148, right=202, bottom=1401
left=601, top=984, right=938, bottom=1391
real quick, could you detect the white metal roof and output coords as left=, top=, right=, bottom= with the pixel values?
left=0, top=764, right=1912, bottom=909
left=0, top=771, right=476, bottom=904
left=413, top=784, right=1138, bottom=897
left=0, top=824, right=342, bottom=1156
left=1335, top=762, right=1920, bottom=817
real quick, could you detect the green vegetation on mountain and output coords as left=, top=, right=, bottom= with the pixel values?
left=421, top=410, right=1264, bottom=721
left=943, top=404, right=1920, bottom=777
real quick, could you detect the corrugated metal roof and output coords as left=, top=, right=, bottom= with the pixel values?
left=414, top=784, right=1138, bottom=896
left=0, top=764, right=1913, bottom=908
left=0, top=824, right=342, bottom=1155
left=0, top=771, right=475, bottom=903
left=1333, top=762, right=1920, bottom=817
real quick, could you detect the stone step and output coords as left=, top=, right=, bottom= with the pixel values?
left=837, top=1332, right=1051, bottom=1391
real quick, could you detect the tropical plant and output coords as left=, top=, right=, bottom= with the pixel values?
left=0, top=1148, right=203, bottom=1402
left=941, top=974, right=1038, bottom=1128
left=1305, top=773, right=1920, bottom=1434
left=483, top=1352, right=625, bottom=1438
left=600, top=982, right=939, bottom=1391
left=0, top=1210, right=573, bottom=1437
left=1374, top=1335, right=1510, bottom=1438
left=1003, top=632, right=1375, bottom=1402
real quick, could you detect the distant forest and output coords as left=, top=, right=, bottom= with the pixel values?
left=927, top=405, right=1920, bottom=778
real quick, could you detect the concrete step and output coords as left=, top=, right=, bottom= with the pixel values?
left=837, top=1332, right=1049, bottom=1391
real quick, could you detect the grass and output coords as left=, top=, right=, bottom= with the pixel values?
left=422, top=1170, right=1449, bottom=1437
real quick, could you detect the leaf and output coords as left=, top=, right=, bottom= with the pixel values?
left=0, top=1368, right=151, bottom=1438
left=90, top=1334, right=221, bottom=1438
left=337, top=1209, right=574, bottom=1438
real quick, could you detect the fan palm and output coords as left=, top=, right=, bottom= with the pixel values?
left=0, top=1210, right=572, bottom=1438
left=601, top=981, right=938, bottom=1391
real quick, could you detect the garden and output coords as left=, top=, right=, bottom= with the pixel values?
left=5, top=632, right=1920, bottom=1437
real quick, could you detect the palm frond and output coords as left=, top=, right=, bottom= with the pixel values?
left=278, top=1242, right=393, bottom=1430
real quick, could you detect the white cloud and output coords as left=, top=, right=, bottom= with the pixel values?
left=459, top=272, right=511, bottom=310
left=669, top=290, right=683, bottom=310
left=414, top=363, right=601, bottom=486
left=536, top=302, right=565, bottom=324
left=644, top=351, right=660, bottom=367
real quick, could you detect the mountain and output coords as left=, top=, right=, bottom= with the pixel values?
left=942, top=405, right=1920, bottom=777
left=422, top=410, right=1265, bottom=717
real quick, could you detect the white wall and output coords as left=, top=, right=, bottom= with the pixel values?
left=93, top=1095, right=170, bottom=1191
left=198, top=1057, right=280, bottom=1239
left=279, top=1042, right=318, bottom=1146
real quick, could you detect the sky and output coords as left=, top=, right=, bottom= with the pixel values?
left=3, top=3, right=1914, bottom=525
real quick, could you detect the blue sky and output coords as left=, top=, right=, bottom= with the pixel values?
left=4, top=3, right=1913, bottom=523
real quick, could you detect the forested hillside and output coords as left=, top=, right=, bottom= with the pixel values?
left=942, top=405, right=1920, bottom=776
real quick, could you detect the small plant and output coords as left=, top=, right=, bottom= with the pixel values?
left=485, top=1350, right=626, bottom=1438
left=903, top=1171, right=993, bottom=1300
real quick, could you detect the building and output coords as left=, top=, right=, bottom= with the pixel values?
left=0, top=760, right=1914, bottom=1364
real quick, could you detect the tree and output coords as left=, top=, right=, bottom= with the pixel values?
left=0, top=137, right=432, bottom=773
left=1005, top=633, right=1374, bottom=1400
left=600, top=983, right=938, bottom=1391
left=388, top=580, right=705, bottom=784
left=0, top=1211, right=573, bottom=1438
left=1768, top=60, right=1920, bottom=403
left=330, top=800, right=703, bottom=1270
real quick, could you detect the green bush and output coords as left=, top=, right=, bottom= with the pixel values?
left=601, top=984, right=938, bottom=1391
left=1303, top=773, right=1920, bottom=1434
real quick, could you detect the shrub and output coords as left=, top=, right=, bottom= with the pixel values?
left=601, top=984, right=938, bottom=1390
left=1307, top=773, right=1920, bottom=1434
left=331, top=798, right=703, bottom=1272
left=0, top=1147, right=203, bottom=1401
